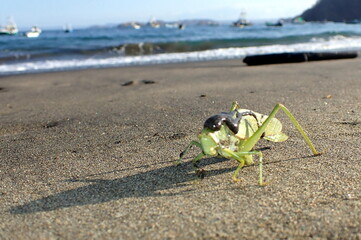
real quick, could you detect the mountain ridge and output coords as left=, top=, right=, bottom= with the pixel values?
left=300, top=0, right=361, bottom=22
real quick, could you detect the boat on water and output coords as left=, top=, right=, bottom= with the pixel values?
left=165, top=22, right=185, bottom=30
left=266, top=20, right=283, bottom=27
left=0, top=17, right=18, bottom=35
left=149, top=17, right=161, bottom=28
left=233, top=11, right=251, bottom=28
left=25, top=26, right=42, bottom=38
left=64, top=24, right=73, bottom=33
left=131, top=22, right=141, bottom=29
left=293, top=17, right=306, bottom=24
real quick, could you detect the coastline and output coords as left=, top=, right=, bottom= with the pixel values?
left=1, top=58, right=360, bottom=239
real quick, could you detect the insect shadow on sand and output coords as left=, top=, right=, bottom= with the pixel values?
left=9, top=157, right=234, bottom=214
left=9, top=148, right=314, bottom=215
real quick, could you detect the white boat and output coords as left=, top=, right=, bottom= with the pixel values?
left=25, top=26, right=42, bottom=38
left=0, top=17, right=18, bottom=35
left=149, top=17, right=160, bottom=28
left=165, top=23, right=185, bottom=30
left=131, top=22, right=141, bottom=29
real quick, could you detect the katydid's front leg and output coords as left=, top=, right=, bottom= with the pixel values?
left=192, top=152, right=206, bottom=179
left=177, top=141, right=206, bottom=178
left=176, top=140, right=203, bottom=165
left=241, top=104, right=320, bottom=155
left=221, top=149, right=265, bottom=186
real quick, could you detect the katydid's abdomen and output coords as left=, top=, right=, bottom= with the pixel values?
left=235, top=109, right=288, bottom=142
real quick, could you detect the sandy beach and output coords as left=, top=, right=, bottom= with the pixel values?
left=0, top=58, right=360, bottom=239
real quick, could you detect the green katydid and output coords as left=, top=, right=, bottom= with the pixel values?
left=177, top=101, right=320, bottom=186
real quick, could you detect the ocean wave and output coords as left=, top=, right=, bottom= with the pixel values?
left=108, top=32, right=361, bottom=55
left=1, top=36, right=361, bottom=75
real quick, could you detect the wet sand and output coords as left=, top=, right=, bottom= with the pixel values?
left=0, top=59, right=360, bottom=239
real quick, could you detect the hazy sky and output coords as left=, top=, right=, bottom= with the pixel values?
left=2, top=0, right=318, bottom=29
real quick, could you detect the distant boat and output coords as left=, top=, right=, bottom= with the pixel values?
left=0, top=17, right=18, bottom=35
left=178, top=23, right=185, bottom=30
left=131, top=22, right=141, bottom=29
left=64, top=24, right=73, bottom=33
left=149, top=17, right=161, bottom=28
left=266, top=20, right=283, bottom=27
left=233, top=11, right=251, bottom=28
left=24, top=26, right=42, bottom=38
left=293, top=17, right=305, bottom=24
left=165, top=23, right=185, bottom=30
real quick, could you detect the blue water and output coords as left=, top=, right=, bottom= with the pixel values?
left=1, top=22, right=361, bottom=75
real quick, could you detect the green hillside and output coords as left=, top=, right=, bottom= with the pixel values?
left=300, top=0, right=361, bottom=22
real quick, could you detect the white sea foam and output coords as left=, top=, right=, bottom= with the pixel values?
left=1, top=36, right=361, bottom=75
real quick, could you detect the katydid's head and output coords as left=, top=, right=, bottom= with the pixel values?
left=204, top=113, right=239, bottom=134
left=204, top=110, right=259, bottom=135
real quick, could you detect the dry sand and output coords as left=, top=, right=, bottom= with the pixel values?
left=0, top=59, right=360, bottom=239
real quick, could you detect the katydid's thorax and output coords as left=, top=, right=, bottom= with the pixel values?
left=209, top=125, right=241, bottom=152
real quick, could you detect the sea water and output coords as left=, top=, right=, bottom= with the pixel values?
left=1, top=22, right=361, bottom=75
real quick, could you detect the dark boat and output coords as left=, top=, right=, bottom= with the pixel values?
left=266, top=20, right=283, bottom=27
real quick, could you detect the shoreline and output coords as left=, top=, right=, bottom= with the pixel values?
left=1, top=48, right=360, bottom=77
left=1, top=58, right=360, bottom=239
left=1, top=47, right=360, bottom=76
left=0, top=58, right=247, bottom=77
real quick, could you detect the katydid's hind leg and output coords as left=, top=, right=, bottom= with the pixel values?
left=257, top=151, right=268, bottom=186
left=176, top=140, right=202, bottom=165
left=242, top=104, right=320, bottom=156
left=276, top=104, right=320, bottom=156
left=238, top=151, right=267, bottom=186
